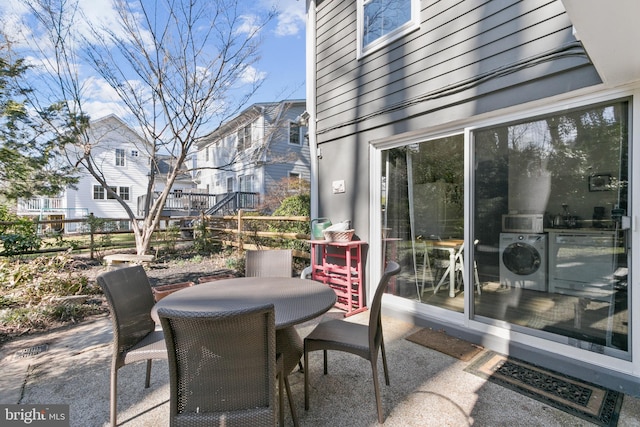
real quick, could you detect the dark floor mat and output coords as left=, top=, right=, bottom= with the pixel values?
left=465, top=351, right=623, bottom=427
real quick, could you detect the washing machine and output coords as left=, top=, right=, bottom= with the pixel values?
left=499, top=233, right=547, bottom=291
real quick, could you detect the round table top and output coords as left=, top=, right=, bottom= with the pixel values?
left=152, top=277, right=337, bottom=329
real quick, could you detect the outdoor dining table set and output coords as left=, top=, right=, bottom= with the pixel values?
left=97, top=250, right=400, bottom=426
left=97, top=261, right=336, bottom=426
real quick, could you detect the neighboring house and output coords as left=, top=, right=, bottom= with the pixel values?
left=152, top=154, right=196, bottom=194
left=149, top=154, right=202, bottom=217
left=196, top=99, right=309, bottom=214
left=306, top=1, right=640, bottom=394
left=17, top=115, right=195, bottom=231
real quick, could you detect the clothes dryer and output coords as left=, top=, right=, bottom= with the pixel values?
left=499, top=233, right=547, bottom=291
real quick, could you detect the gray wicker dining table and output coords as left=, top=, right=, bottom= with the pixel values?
left=152, top=276, right=338, bottom=375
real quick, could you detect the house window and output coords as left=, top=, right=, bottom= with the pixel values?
left=289, top=122, right=301, bottom=145
left=239, top=174, right=254, bottom=192
left=131, top=150, right=138, bottom=157
left=237, top=124, right=252, bottom=151
left=119, top=186, right=130, bottom=201
left=107, top=186, right=118, bottom=199
left=205, top=147, right=210, bottom=162
left=288, top=173, right=301, bottom=192
left=226, top=177, right=234, bottom=193
left=93, top=185, right=105, bottom=200
left=357, top=0, right=419, bottom=58
left=115, top=148, right=126, bottom=166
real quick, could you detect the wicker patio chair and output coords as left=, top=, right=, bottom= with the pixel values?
left=158, top=304, right=283, bottom=426
left=96, top=265, right=168, bottom=427
left=246, top=248, right=303, bottom=378
left=245, top=249, right=293, bottom=277
left=303, top=261, right=401, bottom=424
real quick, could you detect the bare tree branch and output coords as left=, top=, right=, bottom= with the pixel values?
left=17, top=0, right=274, bottom=254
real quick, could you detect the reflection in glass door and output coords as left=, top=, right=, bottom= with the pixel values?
left=381, top=135, right=466, bottom=312
left=473, top=99, right=629, bottom=357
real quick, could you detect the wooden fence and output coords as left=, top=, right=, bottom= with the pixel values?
left=0, top=211, right=312, bottom=259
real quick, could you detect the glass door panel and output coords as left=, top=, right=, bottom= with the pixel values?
left=473, top=99, right=630, bottom=357
left=381, top=135, right=465, bottom=312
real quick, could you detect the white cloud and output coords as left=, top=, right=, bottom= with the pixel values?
left=239, top=65, right=267, bottom=85
left=83, top=99, right=130, bottom=120
left=239, top=1, right=305, bottom=37
left=269, top=0, right=306, bottom=37
left=237, top=14, right=262, bottom=36
left=0, top=2, right=29, bottom=15
left=81, top=76, right=130, bottom=119
left=0, top=2, right=36, bottom=47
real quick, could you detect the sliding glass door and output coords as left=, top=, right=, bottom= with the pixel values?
left=380, top=98, right=630, bottom=358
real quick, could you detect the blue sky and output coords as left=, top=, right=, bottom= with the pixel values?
left=0, top=0, right=307, bottom=122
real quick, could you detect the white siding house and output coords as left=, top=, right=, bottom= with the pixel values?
left=17, top=114, right=153, bottom=232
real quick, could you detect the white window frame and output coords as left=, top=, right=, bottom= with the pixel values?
left=93, top=185, right=105, bottom=200
left=239, top=174, right=254, bottom=192
left=107, top=186, right=118, bottom=200
left=289, top=121, right=301, bottom=145
left=119, top=186, right=130, bottom=201
left=237, top=124, right=252, bottom=151
left=115, top=148, right=126, bottom=167
left=357, top=0, right=420, bottom=59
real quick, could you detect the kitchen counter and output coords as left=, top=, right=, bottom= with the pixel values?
left=546, top=228, right=624, bottom=300
left=544, top=227, right=619, bottom=233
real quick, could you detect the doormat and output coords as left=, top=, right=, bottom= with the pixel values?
left=464, top=351, right=623, bottom=427
left=405, top=328, right=484, bottom=361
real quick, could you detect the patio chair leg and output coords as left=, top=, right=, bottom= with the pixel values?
left=323, top=350, right=328, bottom=375
left=144, top=360, right=152, bottom=388
left=284, top=375, right=299, bottom=426
left=110, top=367, right=118, bottom=427
left=304, top=350, right=310, bottom=411
left=371, top=360, right=384, bottom=424
left=278, top=371, right=284, bottom=426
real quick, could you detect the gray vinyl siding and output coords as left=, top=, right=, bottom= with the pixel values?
left=313, top=0, right=602, bottom=240
left=314, top=0, right=601, bottom=144
left=263, top=104, right=310, bottom=194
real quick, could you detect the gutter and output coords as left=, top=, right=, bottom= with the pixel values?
left=306, top=0, right=319, bottom=219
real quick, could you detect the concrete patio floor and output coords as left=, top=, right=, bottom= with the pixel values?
left=2, top=309, right=640, bottom=426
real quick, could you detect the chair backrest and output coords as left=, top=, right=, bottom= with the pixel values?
left=96, top=265, right=157, bottom=355
left=158, top=304, right=277, bottom=426
left=245, top=249, right=293, bottom=277
left=368, top=262, right=401, bottom=351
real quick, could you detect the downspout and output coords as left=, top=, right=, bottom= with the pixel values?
left=306, top=0, right=319, bottom=219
